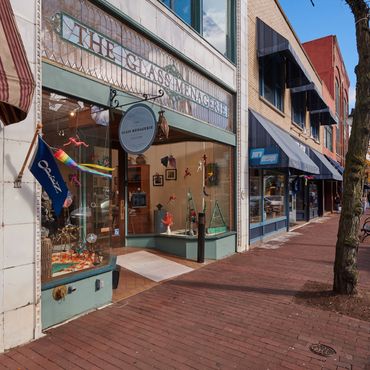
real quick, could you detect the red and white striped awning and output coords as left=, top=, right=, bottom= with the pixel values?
left=0, top=0, right=35, bottom=125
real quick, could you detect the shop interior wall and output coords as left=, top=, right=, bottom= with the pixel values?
left=132, top=141, right=233, bottom=233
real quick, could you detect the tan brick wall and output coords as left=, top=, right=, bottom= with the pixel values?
left=248, top=0, right=323, bottom=152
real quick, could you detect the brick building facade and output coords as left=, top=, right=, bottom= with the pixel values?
left=248, top=0, right=343, bottom=242
left=303, top=36, right=350, bottom=166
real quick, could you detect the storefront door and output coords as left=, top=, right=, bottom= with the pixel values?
left=110, top=146, right=126, bottom=247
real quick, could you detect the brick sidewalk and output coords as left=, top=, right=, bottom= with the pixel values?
left=1, top=214, right=369, bottom=369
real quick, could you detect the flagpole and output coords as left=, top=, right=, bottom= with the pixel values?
left=14, top=123, right=43, bottom=188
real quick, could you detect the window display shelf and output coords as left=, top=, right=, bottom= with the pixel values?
left=42, top=255, right=116, bottom=291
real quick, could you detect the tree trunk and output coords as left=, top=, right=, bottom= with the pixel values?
left=333, top=0, right=370, bottom=294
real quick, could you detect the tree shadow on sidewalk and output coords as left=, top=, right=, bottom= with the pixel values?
left=168, top=280, right=370, bottom=322
left=168, top=280, right=300, bottom=297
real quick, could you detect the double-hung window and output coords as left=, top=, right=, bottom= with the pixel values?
left=291, top=92, right=306, bottom=128
left=259, top=54, right=285, bottom=111
left=310, top=114, right=320, bottom=141
left=335, top=79, right=340, bottom=117
left=324, top=126, right=333, bottom=151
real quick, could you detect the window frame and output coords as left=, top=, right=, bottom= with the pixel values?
left=310, top=114, right=320, bottom=142
left=291, top=91, right=306, bottom=129
left=259, top=54, right=285, bottom=112
left=335, top=78, right=340, bottom=117
left=324, top=126, right=333, bottom=151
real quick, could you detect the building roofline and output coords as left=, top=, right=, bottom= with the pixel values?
left=302, top=35, right=350, bottom=88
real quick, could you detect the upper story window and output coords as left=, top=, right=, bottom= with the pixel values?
left=335, top=79, right=340, bottom=116
left=203, top=0, right=232, bottom=57
left=310, top=114, right=320, bottom=142
left=291, top=92, right=306, bottom=128
left=336, top=125, right=341, bottom=156
left=162, top=0, right=193, bottom=26
left=160, top=0, right=235, bottom=61
left=343, top=96, right=347, bottom=122
left=259, top=54, right=285, bottom=112
left=324, top=126, right=333, bottom=151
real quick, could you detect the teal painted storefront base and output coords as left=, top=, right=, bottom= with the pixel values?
left=126, top=232, right=236, bottom=260
left=41, top=256, right=116, bottom=330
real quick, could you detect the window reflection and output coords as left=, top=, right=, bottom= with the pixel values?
left=249, top=169, right=262, bottom=223
left=173, top=0, right=192, bottom=25
left=203, top=0, right=228, bottom=55
left=263, top=171, right=285, bottom=220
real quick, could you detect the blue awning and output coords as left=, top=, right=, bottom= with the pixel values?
left=257, top=18, right=310, bottom=88
left=325, top=155, right=344, bottom=175
left=249, top=109, right=319, bottom=174
left=290, top=83, right=327, bottom=112
left=310, top=108, right=338, bottom=126
left=307, top=147, right=342, bottom=181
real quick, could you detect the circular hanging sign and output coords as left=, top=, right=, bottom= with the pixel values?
left=118, top=104, right=157, bottom=154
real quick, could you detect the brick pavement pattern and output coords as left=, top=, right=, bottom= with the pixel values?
left=1, top=214, right=370, bottom=369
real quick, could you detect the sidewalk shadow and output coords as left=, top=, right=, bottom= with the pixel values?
left=168, top=280, right=301, bottom=297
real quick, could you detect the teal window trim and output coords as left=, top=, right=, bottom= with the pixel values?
left=227, top=0, right=236, bottom=62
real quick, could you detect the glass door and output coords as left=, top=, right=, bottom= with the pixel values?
left=110, top=147, right=126, bottom=247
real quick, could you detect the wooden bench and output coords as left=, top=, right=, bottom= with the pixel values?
left=360, top=217, right=370, bottom=242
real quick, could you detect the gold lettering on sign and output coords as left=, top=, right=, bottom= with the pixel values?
left=60, top=13, right=229, bottom=119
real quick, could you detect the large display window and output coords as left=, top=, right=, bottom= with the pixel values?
left=249, top=169, right=287, bottom=223
left=127, top=141, right=234, bottom=236
left=249, top=169, right=262, bottom=223
left=41, top=90, right=112, bottom=282
left=263, top=170, right=285, bottom=220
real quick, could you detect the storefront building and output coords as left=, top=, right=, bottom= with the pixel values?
left=248, top=0, right=342, bottom=242
left=0, top=0, right=252, bottom=351
left=0, top=0, right=251, bottom=347
left=38, top=0, right=242, bottom=329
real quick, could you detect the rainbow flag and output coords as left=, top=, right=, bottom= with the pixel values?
left=54, top=149, right=112, bottom=179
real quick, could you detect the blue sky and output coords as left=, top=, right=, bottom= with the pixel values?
left=278, top=0, right=357, bottom=109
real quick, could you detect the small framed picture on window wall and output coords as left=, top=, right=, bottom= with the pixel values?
left=165, top=169, right=177, bottom=181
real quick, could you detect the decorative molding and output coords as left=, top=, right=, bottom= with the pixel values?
left=34, top=0, right=42, bottom=340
